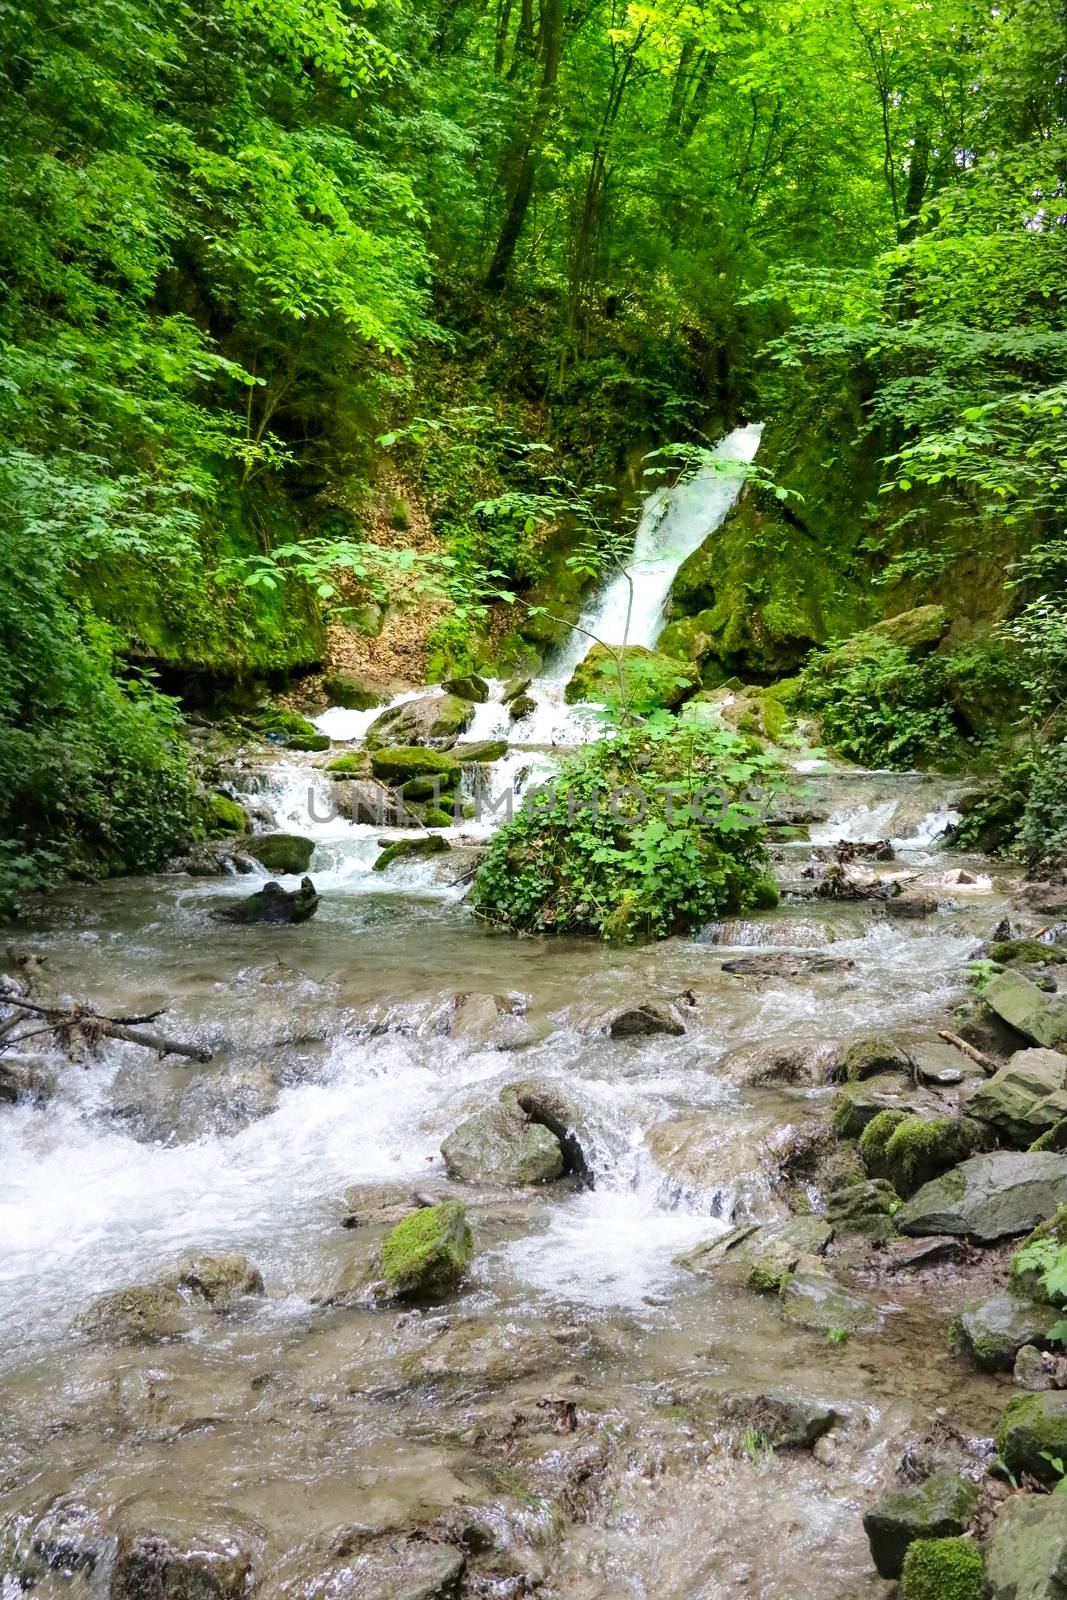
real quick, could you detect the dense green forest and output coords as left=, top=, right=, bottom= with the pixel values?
left=1, top=0, right=1065, bottom=906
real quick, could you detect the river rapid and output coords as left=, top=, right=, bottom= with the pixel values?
left=0, top=437, right=1017, bottom=1599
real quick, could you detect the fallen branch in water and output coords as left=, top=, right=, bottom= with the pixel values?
left=937, top=1029, right=998, bottom=1078
left=0, top=994, right=213, bottom=1063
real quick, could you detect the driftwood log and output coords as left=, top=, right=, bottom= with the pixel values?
left=0, top=993, right=212, bottom=1064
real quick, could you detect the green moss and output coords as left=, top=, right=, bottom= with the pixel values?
left=373, top=834, right=450, bottom=871
left=324, top=753, right=369, bottom=775
left=423, top=807, right=454, bottom=828
left=369, top=746, right=460, bottom=783
left=863, top=1115, right=983, bottom=1197
left=205, top=793, right=246, bottom=835
left=1030, top=1119, right=1067, bottom=1152
left=458, top=740, right=509, bottom=763
left=286, top=733, right=330, bottom=751
left=996, top=1391, right=1067, bottom=1483
left=859, top=1109, right=909, bottom=1170
left=990, top=939, right=1067, bottom=967
left=321, top=673, right=383, bottom=711
left=247, top=833, right=314, bottom=874
left=378, top=1199, right=472, bottom=1298
left=1009, top=1205, right=1067, bottom=1302
left=900, top=1538, right=983, bottom=1600
left=255, top=706, right=320, bottom=738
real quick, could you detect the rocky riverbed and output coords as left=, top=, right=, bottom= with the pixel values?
left=2, top=735, right=1067, bottom=1598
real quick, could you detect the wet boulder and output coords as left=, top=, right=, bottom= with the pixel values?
left=442, top=1103, right=564, bottom=1186
left=508, top=692, right=537, bottom=721
left=446, top=991, right=531, bottom=1050
left=829, top=1075, right=936, bottom=1138
left=983, top=969, right=1067, bottom=1049
left=676, top=1216, right=832, bottom=1292
left=824, top=1178, right=900, bottom=1236
left=984, top=1494, right=1067, bottom=1600
left=588, top=999, right=687, bottom=1038
left=996, top=1390, right=1067, bottom=1484
left=169, top=840, right=258, bottom=877
left=320, top=670, right=385, bottom=710
left=210, top=877, right=319, bottom=924
left=863, top=1466, right=979, bottom=1579
left=401, top=1316, right=598, bottom=1391
left=897, top=1152, right=1067, bottom=1241
left=76, top=1282, right=195, bottom=1345
left=966, top=1048, right=1067, bottom=1147
left=171, top=1254, right=264, bottom=1309
left=110, top=1506, right=264, bottom=1600
left=332, top=778, right=408, bottom=827
left=958, top=1292, right=1061, bottom=1371
left=204, top=793, right=248, bottom=835
left=365, top=693, right=473, bottom=748
left=172, top=1066, right=279, bottom=1141
left=377, top=1199, right=472, bottom=1300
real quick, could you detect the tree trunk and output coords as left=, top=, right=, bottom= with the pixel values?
left=485, top=0, right=563, bottom=290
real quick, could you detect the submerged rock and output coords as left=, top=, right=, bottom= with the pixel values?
left=897, top=1152, right=1067, bottom=1241
left=718, top=1387, right=842, bottom=1449
left=172, top=1254, right=265, bottom=1309
left=210, top=877, right=319, bottom=924
left=110, top=1507, right=264, bottom=1600
left=0, top=1053, right=57, bottom=1106
left=75, top=1254, right=264, bottom=1343
left=779, top=1266, right=882, bottom=1335
left=266, top=1530, right=465, bottom=1600
left=983, top=969, right=1067, bottom=1049
left=677, top=1215, right=832, bottom=1291
left=863, top=1467, right=979, bottom=1579
left=447, top=991, right=531, bottom=1050
left=377, top=1199, right=472, bottom=1300
left=984, top=1494, right=1067, bottom=1600
left=995, top=1390, right=1067, bottom=1483
left=958, top=1292, right=1061, bottom=1371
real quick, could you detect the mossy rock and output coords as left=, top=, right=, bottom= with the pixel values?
left=860, top=1112, right=985, bottom=1197
left=867, top=605, right=950, bottom=653
left=836, top=1037, right=913, bottom=1083
left=373, top=834, right=450, bottom=872
left=245, top=833, right=314, bottom=875
left=990, top=939, right=1067, bottom=967
left=286, top=733, right=331, bottom=752
left=996, top=1390, right=1067, bottom=1483
left=370, top=746, right=460, bottom=784
left=324, top=752, right=371, bottom=777
left=365, top=692, right=474, bottom=748
left=75, top=1282, right=194, bottom=1345
left=958, top=1292, right=1061, bottom=1370
left=254, top=706, right=320, bottom=738
left=900, top=1537, right=983, bottom=1600
left=501, top=677, right=531, bottom=703
left=863, top=1468, right=980, bottom=1579
left=658, top=610, right=718, bottom=663
left=443, top=674, right=489, bottom=703
left=205, top=793, right=247, bottom=835
left=457, top=740, right=509, bottom=763
left=401, top=777, right=448, bottom=802
left=565, top=644, right=699, bottom=712
left=423, top=808, right=454, bottom=829
left=377, top=1199, right=472, bottom=1299
left=321, top=671, right=383, bottom=711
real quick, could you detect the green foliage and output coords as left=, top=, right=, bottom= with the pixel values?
left=1013, top=1238, right=1067, bottom=1332
left=798, top=636, right=958, bottom=769
left=1017, top=742, right=1067, bottom=874
left=471, top=721, right=783, bottom=941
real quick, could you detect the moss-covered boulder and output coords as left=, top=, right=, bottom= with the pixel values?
left=779, top=1265, right=882, bottom=1335
left=254, top=705, right=320, bottom=739
left=658, top=610, right=718, bottom=664
left=824, top=1178, right=900, bottom=1237
left=863, top=1468, right=980, bottom=1579
left=457, top=739, right=509, bottom=764
left=996, top=1390, right=1067, bottom=1483
left=324, top=752, right=370, bottom=777
left=205, top=793, right=247, bottom=835
left=860, top=1112, right=985, bottom=1197
left=983, top=1492, right=1067, bottom=1600
left=377, top=1199, right=472, bottom=1299
left=900, top=1537, right=983, bottom=1600
left=369, top=746, right=460, bottom=784
left=508, top=692, right=537, bottom=721
left=565, top=644, right=699, bottom=712
left=829, top=1074, right=928, bottom=1138
left=990, top=939, right=1067, bottom=969
left=958, top=1292, right=1061, bottom=1371
left=366, top=692, right=473, bottom=748
left=443, top=673, right=489, bottom=703
left=286, top=732, right=330, bottom=751
left=836, top=1037, right=913, bottom=1083
left=171, top=1254, right=264, bottom=1309
left=373, top=834, right=450, bottom=872
left=867, top=605, right=950, bottom=653
left=75, top=1281, right=194, bottom=1345
left=245, top=833, right=314, bottom=875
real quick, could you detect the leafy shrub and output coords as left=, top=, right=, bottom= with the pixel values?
left=471, top=720, right=782, bottom=941
left=1017, top=740, right=1067, bottom=874
left=798, top=635, right=959, bottom=768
